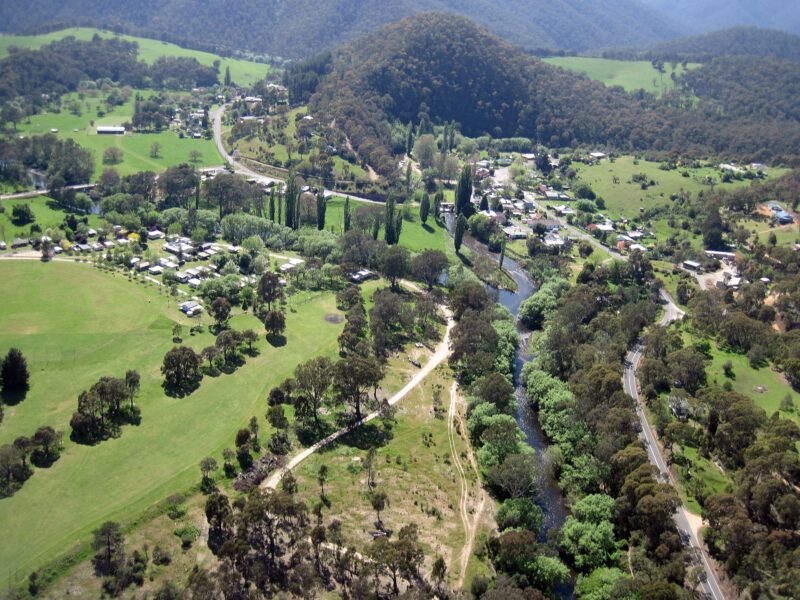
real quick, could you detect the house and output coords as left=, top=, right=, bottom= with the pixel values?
left=179, top=301, right=203, bottom=316
left=174, top=271, right=190, bottom=284
left=528, top=218, right=560, bottom=233
left=188, top=278, right=203, bottom=289
left=521, top=153, right=536, bottom=162
left=135, top=261, right=151, bottom=272
left=590, top=152, right=606, bottom=160
left=87, top=228, right=97, bottom=237
left=503, top=226, right=528, bottom=240
left=0, top=241, right=6, bottom=250
left=103, top=240, right=115, bottom=249
left=148, top=265, right=164, bottom=275
left=544, top=233, right=565, bottom=247
left=350, top=269, right=377, bottom=284
left=683, top=260, right=702, bottom=272
left=147, top=230, right=165, bottom=240
left=91, top=242, right=104, bottom=252
left=158, top=258, right=178, bottom=270
left=11, top=238, right=29, bottom=248
left=96, top=126, right=125, bottom=135
left=705, top=250, right=736, bottom=262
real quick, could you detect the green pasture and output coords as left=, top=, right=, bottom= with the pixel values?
left=543, top=57, right=699, bottom=95
left=16, top=90, right=223, bottom=178
left=324, top=196, right=449, bottom=254
left=572, top=156, right=789, bottom=221
left=0, top=27, right=269, bottom=86
left=0, top=196, right=102, bottom=242
left=0, top=260, right=344, bottom=586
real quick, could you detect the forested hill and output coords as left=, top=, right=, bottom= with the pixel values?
left=0, top=0, right=680, bottom=58
left=606, top=27, right=800, bottom=62
left=308, top=14, right=800, bottom=178
left=639, top=0, right=800, bottom=36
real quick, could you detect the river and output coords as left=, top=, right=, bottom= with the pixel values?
left=446, top=215, right=573, bottom=596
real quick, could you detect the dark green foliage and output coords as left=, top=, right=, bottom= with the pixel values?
left=0, top=1, right=677, bottom=61
left=1, top=347, right=29, bottom=393
left=310, top=15, right=800, bottom=180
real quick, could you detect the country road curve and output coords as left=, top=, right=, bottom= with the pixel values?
left=623, top=289, right=725, bottom=600
left=262, top=294, right=454, bottom=491
left=212, top=105, right=386, bottom=206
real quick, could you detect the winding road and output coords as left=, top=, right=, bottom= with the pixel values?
left=623, top=290, right=725, bottom=600
left=211, top=105, right=384, bottom=206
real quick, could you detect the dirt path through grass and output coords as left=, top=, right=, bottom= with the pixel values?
left=449, top=382, right=486, bottom=589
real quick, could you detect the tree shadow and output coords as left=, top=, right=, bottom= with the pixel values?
left=266, top=334, right=287, bottom=347
left=337, top=422, right=392, bottom=450
left=422, top=223, right=434, bottom=233
left=218, top=354, right=246, bottom=375
left=456, top=253, right=473, bottom=268
left=296, top=420, right=337, bottom=447
left=163, top=379, right=202, bottom=398
left=1, top=389, right=27, bottom=406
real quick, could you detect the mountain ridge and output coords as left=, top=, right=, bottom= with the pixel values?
left=0, top=0, right=681, bottom=58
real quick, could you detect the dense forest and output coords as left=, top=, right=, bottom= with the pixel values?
left=0, top=0, right=680, bottom=59
left=0, top=35, right=219, bottom=107
left=679, top=57, right=800, bottom=123
left=604, top=27, right=800, bottom=62
left=308, top=15, right=800, bottom=180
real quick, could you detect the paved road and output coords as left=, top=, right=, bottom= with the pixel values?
left=211, top=105, right=385, bottom=206
left=623, top=290, right=724, bottom=600
left=0, top=183, right=95, bottom=201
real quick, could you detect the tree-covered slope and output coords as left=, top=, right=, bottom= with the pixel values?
left=613, top=27, right=800, bottom=62
left=308, top=14, right=800, bottom=177
left=0, top=0, right=680, bottom=58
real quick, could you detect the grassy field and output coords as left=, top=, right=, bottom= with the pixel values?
left=543, top=57, right=699, bottom=95
left=675, top=445, right=732, bottom=514
left=16, top=90, right=222, bottom=178
left=292, top=366, right=494, bottom=588
left=0, top=28, right=269, bottom=86
left=572, top=156, right=790, bottom=222
left=0, top=260, right=345, bottom=587
left=324, top=197, right=450, bottom=255
left=0, top=196, right=102, bottom=243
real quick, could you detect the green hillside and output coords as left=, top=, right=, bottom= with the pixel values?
left=544, top=56, right=699, bottom=94
left=0, top=27, right=269, bottom=86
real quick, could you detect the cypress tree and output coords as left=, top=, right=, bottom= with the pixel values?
left=224, top=65, right=232, bottom=87
left=1, top=348, right=29, bottom=393
left=316, top=192, right=327, bottom=230
left=394, top=210, right=403, bottom=244
left=277, top=192, right=283, bottom=225
left=420, top=193, right=430, bottom=224
left=434, top=190, right=444, bottom=221
left=455, top=164, right=473, bottom=217
left=405, top=122, right=414, bottom=156
left=284, top=172, right=298, bottom=230
left=499, top=237, right=506, bottom=269
left=454, top=215, right=467, bottom=254
left=343, top=197, right=351, bottom=232
left=269, top=190, right=275, bottom=221
left=384, top=195, right=396, bottom=244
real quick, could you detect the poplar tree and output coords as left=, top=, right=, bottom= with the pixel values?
left=419, top=193, right=430, bottom=224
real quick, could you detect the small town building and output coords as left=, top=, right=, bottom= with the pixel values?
left=96, top=126, right=125, bottom=135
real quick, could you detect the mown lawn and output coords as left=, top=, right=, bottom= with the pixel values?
left=0, top=28, right=268, bottom=86
left=0, top=260, right=344, bottom=586
left=17, top=91, right=222, bottom=178
left=324, top=197, right=450, bottom=254
left=544, top=57, right=699, bottom=95
left=572, top=156, right=789, bottom=222
left=0, top=196, right=102, bottom=243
